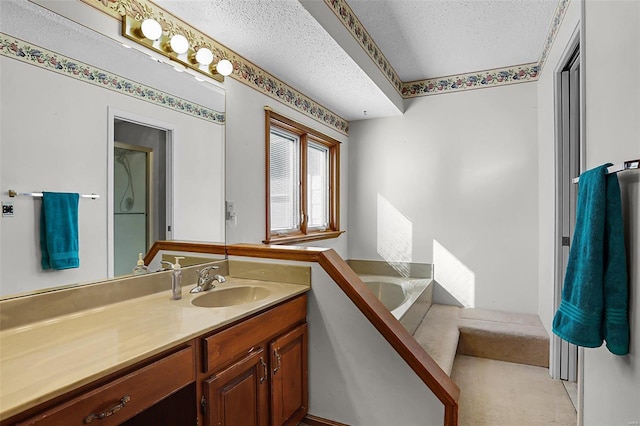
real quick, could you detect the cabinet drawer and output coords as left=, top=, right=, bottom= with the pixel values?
left=18, top=346, right=195, bottom=426
left=202, top=295, right=306, bottom=373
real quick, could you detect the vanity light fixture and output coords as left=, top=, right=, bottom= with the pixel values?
left=215, top=59, right=233, bottom=76
left=194, top=47, right=214, bottom=66
left=122, top=15, right=231, bottom=83
left=169, top=34, right=189, bottom=54
left=140, top=18, right=162, bottom=41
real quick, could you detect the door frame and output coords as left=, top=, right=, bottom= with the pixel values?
left=552, top=20, right=585, bottom=423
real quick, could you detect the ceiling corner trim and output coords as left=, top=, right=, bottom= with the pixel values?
left=78, top=0, right=349, bottom=135
left=324, top=0, right=403, bottom=96
left=536, top=0, right=571, bottom=71
left=0, top=33, right=225, bottom=124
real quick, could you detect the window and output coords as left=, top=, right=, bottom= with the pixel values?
left=265, top=109, right=342, bottom=244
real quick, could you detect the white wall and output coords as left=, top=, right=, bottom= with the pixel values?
left=347, top=83, right=540, bottom=314
left=307, top=262, right=444, bottom=425
left=224, top=78, right=349, bottom=257
left=581, top=1, right=640, bottom=424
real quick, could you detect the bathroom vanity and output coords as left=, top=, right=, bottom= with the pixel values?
left=0, top=272, right=309, bottom=426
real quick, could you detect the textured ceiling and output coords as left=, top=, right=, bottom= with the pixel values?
left=154, top=0, right=559, bottom=121
left=347, top=0, right=558, bottom=82
left=155, top=0, right=402, bottom=121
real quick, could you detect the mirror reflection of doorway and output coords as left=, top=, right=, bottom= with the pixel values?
left=114, top=143, right=151, bottom=276
left=113, top=119, right=169, bottom=276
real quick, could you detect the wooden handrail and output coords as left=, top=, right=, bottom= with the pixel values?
left=144, top=240, right=226, bottom=266
left=227, top=243, right=459, bottom=425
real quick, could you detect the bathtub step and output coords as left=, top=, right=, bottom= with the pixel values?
left=412, top=305, right=550, bottom=375
left=457, top=308, right=549, bottom=368
left=413, top=304, right=461, bottom=376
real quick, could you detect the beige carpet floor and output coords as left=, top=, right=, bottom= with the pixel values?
left=451, top=355, right=576, bottom=426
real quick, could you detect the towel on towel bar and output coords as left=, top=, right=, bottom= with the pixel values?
left=552, top=164, right=629, bottom=355
left=40, top=192, right=80, bottom=270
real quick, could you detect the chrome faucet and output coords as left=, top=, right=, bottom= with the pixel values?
left=190, top=265, right=226, bottom=293
left=160, top=260, right=174, bottom=271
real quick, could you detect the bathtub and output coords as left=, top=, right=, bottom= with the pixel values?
left=360, top=275, right=433, bottom=334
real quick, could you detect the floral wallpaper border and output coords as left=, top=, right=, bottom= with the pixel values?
left=0, top=34, right=226, bottom=124
left=323, top=0, right=403, bottom=95
left=79, top=0, right=349, bottom=135
left=401, top=63, right=540, bottom=97
left=73, top=0, right=571, bottom=116
left=537, top=0, right=571, bottom=71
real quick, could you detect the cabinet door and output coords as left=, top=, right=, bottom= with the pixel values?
left=270, top=323, right=308, bottom=426
left=203, top=348, right=269, bottom=426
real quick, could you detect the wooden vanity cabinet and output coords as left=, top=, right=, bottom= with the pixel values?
left=3, top=294, right=308, bottom=426
left=200, top=295, right=308, bottom=426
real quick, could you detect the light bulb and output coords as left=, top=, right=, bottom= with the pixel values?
left=195, top=48, right=214, bottom=66
left=216, top=59, right=233, bottom=76
left=170, top=34, right=189, bottom=54
left=141, top=19, right=162, bottom=41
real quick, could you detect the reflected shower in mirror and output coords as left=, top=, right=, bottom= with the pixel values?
left=113, top=120, right=169, bottom=277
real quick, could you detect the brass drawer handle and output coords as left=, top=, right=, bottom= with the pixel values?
left=83, top=395, right=131, bottom=423
left=273, top=349, right=281, bottom=375
left=259, top=357, right=267, bottom=383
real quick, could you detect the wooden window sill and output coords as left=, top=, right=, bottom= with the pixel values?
left=263, top=230, right=344, bottom=245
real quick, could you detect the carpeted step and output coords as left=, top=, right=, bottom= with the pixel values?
left=451, top=355, right=576, bottom=425
left=412, top=304, right=461, bottom=376
left=457, top=309, right=549, bottom=368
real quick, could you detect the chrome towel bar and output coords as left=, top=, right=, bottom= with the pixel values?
left=7, top=190, right=100, bottom=199
left=573, top=159, right=639, bottom=184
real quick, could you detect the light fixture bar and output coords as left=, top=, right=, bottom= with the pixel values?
left=121, top=15, right=228, bottom=83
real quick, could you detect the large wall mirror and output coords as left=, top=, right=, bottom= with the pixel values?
left=0, top=0, right=226, bottom=297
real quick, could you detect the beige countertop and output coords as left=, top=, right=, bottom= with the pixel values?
left=0, top=278, right=309, bottom=420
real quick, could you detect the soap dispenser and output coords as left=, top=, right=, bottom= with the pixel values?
left=133, top=253, right=149, bottom=276
left=170, top=256, right=185, bottom=300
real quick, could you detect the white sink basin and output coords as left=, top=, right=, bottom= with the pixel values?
left=191, top=286, right=271, bottom=308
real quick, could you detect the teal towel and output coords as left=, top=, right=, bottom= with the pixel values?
left=552, top=164, right=629, bottom=355
left=40, top=192, right=80, bottom=270
left=602, top=171, right=629, bottom=355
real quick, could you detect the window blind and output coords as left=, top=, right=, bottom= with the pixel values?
left=269, top=129, right=300, bottom=232
left=307, top=142, right=329, bottom=229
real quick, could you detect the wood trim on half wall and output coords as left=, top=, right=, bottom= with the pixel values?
left=144, top=240, right=226, bottom=266
left=226, top=243, right=460, bottom=426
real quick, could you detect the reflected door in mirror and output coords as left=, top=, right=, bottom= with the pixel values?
left=113, top=120, right=169, bottom=276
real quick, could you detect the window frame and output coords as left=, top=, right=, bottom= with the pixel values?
left=264, top=109, right=342, bottom=245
